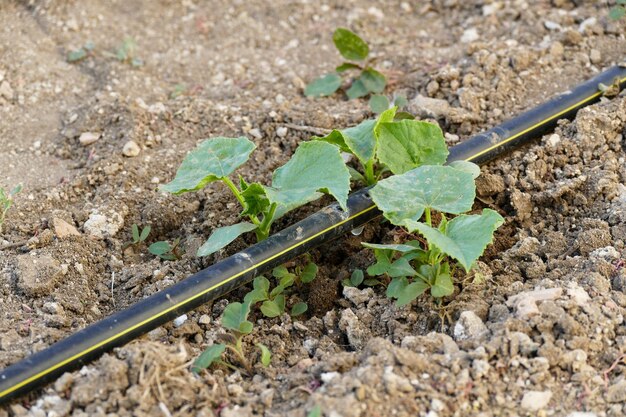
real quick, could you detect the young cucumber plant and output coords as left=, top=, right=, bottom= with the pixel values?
left=160, top=138, right=350, bottom=257
left=364, top=161, right=504, bottom=306
left=305, top=28, right=386, bottom=100
left=192, top=301, right=270, bottom=373
left=314, top=106, right=447, bottom=185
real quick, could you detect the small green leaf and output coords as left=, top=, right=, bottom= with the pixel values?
left=376, top=120, right=448, bottom=175
left=139, top=225, right=151, bottom=242
left=336, top=62, right=361, bottom=72
left=348, top=166, right=366, bottom=183
left=361, top=68, right=386, bottom=94
left=370, top=165, right=476, bottom=226
left=191, top=344, right=226, bottom=373
left=266, top=141, right=350, bottom=218
left=261, top=300, right=282, bottom=318
left=350, top=269, right=364, bottom=286
left=394, top=111, right=415, bottom=120
left=363, top=278, right=382, bottom=286
left=346, top=78, right=369, bottom=99
left=273, top=265, right=290, bottom=278
left=241, top=183, right=270, bottom=217
left=244, top=276, right=270, bottom=304
left=342, top=120, right=377, bottom=164
left=369, top=95, right=390, bottom=114
left=275, top=294, right=286, bottom=313
left=333, top=28, right=369, bottom=61
left=408, top=209, right=504, bottom=272
left=312, top=130, right=350, bottom=153
left=197, top=222, right=258, bottom=257
left=386, top=276, right=408, bottom=298
left=300, top=262, right=318, bottom=283
left=387, top=257, right=417, bottom=278
left=132, top=224, right=140, bottom=242
left=374, top=106, right=398, bottom=138
left=148, top=241, right=171, bottom=256
left=393, top=95, right=408, bottom=108
left=396, top=280, right=430, bottom=306
left=305, top=73, right=342, bottom=97
left=160, top=137, right=256, bottom=194
left=222, top=302, right=253, bottom=334
left=67, top=48, right=87, bottom=62
left=449, top=160, right=481, bottom=179
left=431, top=273, right=454, bottom=298
left=307, top=405, right=322, bottom=417
left=10, top=184, right=22, bottom=196
left=362, top=241, right=422, bottom=253
left=291, top=302, right=308, bottom=316
left=609, top=6, right=626, bottom=20
left=257, top=343, right=272, bottom=367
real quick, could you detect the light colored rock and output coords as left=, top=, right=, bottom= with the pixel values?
left=52, top=217, right=80, bottom=238
left=276, top=126, right=288, bottom=138
left=383, top=366, right=414, bottom=393
left=16, top=254, right=66, bottom=296
left=550, top=41, right=564, bottom=58
left=521, top=390, right=552, bottom=411
left=567, top=283, right=590, bottom=307
left=0, top=80, right=13, bottom=100
left=566, top=412, right=597, bottom=417
left=122, top=140, right=141, bottom=157
left=544, top=20, right=562, bottom=31
left=453, top=311, right=488, bottom=341
left=460, top=28, right=479, bottom=43
left=506, top=288, right=563, bottom=319
left=410, top=94, right=450, bottom=118
left=589, top=49, right=601, bottom=64
left=198, top=314, right=211, bottom=325
left=248, top=128, right=262, bottom=139
left=338, top=308, right=371, bottom=350
left=173, top=314, right=188, bottom=327
left=78, top=132, right=100, bottom=146
left=547, top=134, right=561, bottom=147
left=343, top=286, right=374, bottom=307
left=607, top=380, right=626, bottom=403
left=83, top=211, right=124, bottom=239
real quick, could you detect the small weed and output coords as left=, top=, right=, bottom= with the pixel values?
left=609, top=0, right=626, bottom=20
left=105, top=37, right=143, bottom=67
left=67, top=41, right=95, bottom=63
left=305, top=28, right=386, bottom=100
left=307, top=405, right=322, bottom=417
left=124, top=224, right=151, bottom=248
left=148, top=238, right=183, bottom=260
left=0, top=184, right=22, bottom=235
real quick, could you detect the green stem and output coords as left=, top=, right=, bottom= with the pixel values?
left=364, top=160, right=376, bottom=186
left=222, top=177, right=262, bottom=226
left=425, top=207, right=431, bottom=227
left=256, top=203, right=277, bottom=241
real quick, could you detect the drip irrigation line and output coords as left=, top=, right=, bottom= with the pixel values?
left=1, top=65, right=625, bottom=405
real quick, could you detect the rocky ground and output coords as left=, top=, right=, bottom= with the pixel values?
left=1, top=0, right=625, bottom=416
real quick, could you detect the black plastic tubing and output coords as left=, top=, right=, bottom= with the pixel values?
left=1, top=64, right=625, bottom=405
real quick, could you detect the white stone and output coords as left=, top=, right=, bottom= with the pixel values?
left=173, top=314, right=188, bottom=327
left=460, top=28, right=479, bottom=43
left=454, top=311, right=488, bottom=341
left=83, top=211, right=124, bottom=239
left=321, top=371, right=340, bottom=383
left=506, top=288, right=562, bottom=319
left=544, top=20, right=562, bottom=31
left=122, top=140, right=141, bottom=157
left=547, top=134, right=560, bottom=147
left=276, top=126, right=288, bottom=138
left=521, top=390, right=552, bottom=411
left=79, top=132, right=100, bottom=146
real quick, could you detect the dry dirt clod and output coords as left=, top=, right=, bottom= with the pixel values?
left=453, top=311, right=489, bottom=341
left=52, top=217, right=80, bottom=238
left=521, top=390, right=552, bottom=411
left=16, top=254, right=67, bottom=296
left=122, top=140, right=141, bottom=157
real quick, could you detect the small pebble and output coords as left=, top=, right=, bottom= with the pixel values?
left=122, top=140, right=141, bottom=157
left=276, top=126, right=288, bottom=137
left=550, top=41, right=564, bottom=58
left=589, top=49, right=601, bottom=65
left=79, top=132, right=100, bottom=146
left=173, top=314, right=188, bottom=327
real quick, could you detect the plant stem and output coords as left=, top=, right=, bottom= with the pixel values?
left=425, top=208, right=431, bottom=227
left=256, top=203, right=277, bottom=241
left=364, top=160, right=376, bottom=186
left=222, top=177, right=262, bottom=226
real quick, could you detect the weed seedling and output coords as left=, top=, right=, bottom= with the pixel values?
left=105, top=37, right=143, bottom=67
left=305, top=28, right=386, bottom=100
left=67, top=41, right=95, bottom=63
left=124, top=224, right=151, bottom=248
left=148, top=238, right=183, bottom=260
left=0, top=184, right=22, bottom=235
left=610, top=0, right=626, bottom=20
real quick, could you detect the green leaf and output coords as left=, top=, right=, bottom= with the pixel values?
left=333, top=28, right=369, bottom=61
left=609, top=6, right=626, bottom=20
left=342, top=120, right=377, bottom=163
left=241, top=183, right=270, bottom=217
left=222, top=302, right=253, bottom=334
left=376, top=120, right=448, bottom=175
left=312, top=130, right=350, bottom=153
left=393, top=95, right=408, bottom=108
left=160, top=137, right=256, bottom=194
left=191, top=344, right=226, bottom=373
left=386, top=276, right=408, bottom=298
left=361, top=68, right=386, bottom=94
left=346, top=78, right=369, bottom=99
left=266, top=141, right=350, bottom=218
left=148, top=241, right=171, bottom=256
left=291, top=302, right=308, bottom=316
left=387, top=257, right=417, bottom=278
left=362, top=242, right=422, bottom=253
left=305, top=73, right=342, bottom=97
left=139, top=225, right=151, bottom=242
left=300, top=262, right=318, bottom=283
left=272, top=265, right=290, bottom=278
left=370, top=165, right=476, bottom=226
left=261, top=299, right=283, bottom=318
left=197, top=222, right=258, bottom=257
left=374, top=106, right=398, bottom=138
left=275, top=294, right=286, bottom=313
left=10, top=184, right=22, bottom=196
left=363, top=278, right=382, bottom=286
left=393, top=111, right=415, bottom=121
left=67, top=48, right=87, bottom=62
left=244, top=276, right=270, bottom=304
left=369, top=94, right=390, bottom=114
left=350, top=269, right=364, bottom=286
left=396, top=280, right=429, bottom=306
left=449, top=160, right=481, bottom=179
left=132, top=224, right=140, bottom=242
left=307, top=405, right=322, bottom=417
left=347, top=166, right=366, bottom=183
left=257, top=343, right=272, bottom=367
left=431, top=272, right=454, bottom=298
left=408, top=209, right=504, bottom=272
left=336, top=62, right=361, bottom=72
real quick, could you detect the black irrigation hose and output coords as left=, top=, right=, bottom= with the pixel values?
left=1, top=65, right=625, bottom=405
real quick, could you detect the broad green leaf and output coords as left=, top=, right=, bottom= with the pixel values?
left=132, top=224, right=140, bottom=242
left=394, top=112, right=415, bottom=121
left=300, top=262, right=318, bottom=283
left=191, top=344, right=226, bottom=373
left=161, top=137, right=256, bottom=194
left=244, top=276, right=270, bottom=304
left=333, top=28, right=369, bottom=61
left=361, top=68, right=386, bottom=94
left=350, top=269, right=364, bottom=286
left=273, top=265, right=290, bottom=278
left=346, top=78, right=369, bottom=99
left=261, top=299, right=282, bottom=318
left=305, top=73, right=342, bottom=97
left=197, top=222, right=258, bottom=257
left=408, top=209, right=504, bottom=272
left=222, top=302, right=253, bottom=334
left=291, top=302, right=308, bottom=316
left=374, top=106, right=398, bottom=138
left=369, top=94, right=390, bottom=114
left=609, top=6, right=626, bottom=20
left=386, top=276, right=408, bottom=298
left=241, top=183, right=269, bottom=217
left=275, top=294, right=286, bottom=313
left=431, top=273, right=454, bottom=298
left=312, top=130, right=350, bottom=153
left=376, top=120, right=448, bottom=174
left=342, top=120, right=377, bottom=163
left=336, top=62, right=361, bottom=72
left=449, top=160, right=481, bottom=179
left=396, top=280, right=430, bottom=306
left=266, top=141, right=350, bottom=218
left=387, top=257, right=417, bottom=278
left=362, top=241, right=422, bottom=253
left=148, top=241, right=170, bottom=256
left=139, top=225, right=151, bottom=241
left=257, top=343, right=272, bottom=366
left=370, top=165, right=476, bottom=226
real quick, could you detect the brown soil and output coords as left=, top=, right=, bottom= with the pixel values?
left=1, top=1, right=626, bottom=416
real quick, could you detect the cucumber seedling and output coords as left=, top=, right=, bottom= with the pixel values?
left=124, top=224, right=151, bottom=249
left=305, top=28, right=386, bottom=100
left=148, top=238, right=183, bottom=261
